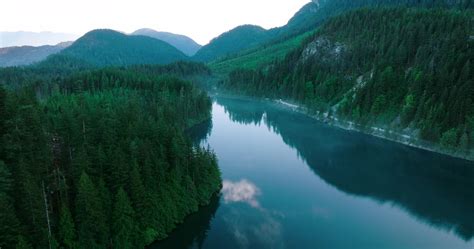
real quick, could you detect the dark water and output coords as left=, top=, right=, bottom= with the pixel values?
left=151, top=96, right=474, bottom=249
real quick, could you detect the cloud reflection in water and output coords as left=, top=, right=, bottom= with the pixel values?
left=222, top=179, right=261, bottom=208
left=221, top=179, right=285, bottom=248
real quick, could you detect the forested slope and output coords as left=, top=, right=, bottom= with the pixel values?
left=221, top=8, right=474, bottom=158
left=0, top=65, right=221, bottom=248
left=196, top=0, right=471, bottom=63
left=209, top=31, right=314, bottom=75
left=273, top=0, right=473, bottom=39
left=55, top=29, right=188, bottom=66
left=193, top=25, right=270, bottom=62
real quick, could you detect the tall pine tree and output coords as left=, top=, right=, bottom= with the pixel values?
left=75, top=172, right=108, bottom=249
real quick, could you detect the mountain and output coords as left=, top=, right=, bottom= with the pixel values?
left=220, top=8, right=474, bottom=158
left=193, top=25, right=271, bottom=62
left=55, top=29, right=188, bottom=66
left=268, top=0, right=326, bottom=38
left=0, top=42, right=71, bottom=67
left=273, top=0, right=472, bottom=38
left=209, top=31, right=313, bottom=75
left=197, top=0, right=472, bottom=63
left=132, top=28, right=201, bottom=56
left=0, top=31, right=78, bottom=47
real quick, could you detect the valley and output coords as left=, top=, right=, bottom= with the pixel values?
left=149, top=95, right=474, bottom=249
left=0, top=0, right=473, bottom=248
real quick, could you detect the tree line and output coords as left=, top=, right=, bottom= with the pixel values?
left=221, top=7, right=474, bottom=154
left=0, top=65, right=221, bottom=249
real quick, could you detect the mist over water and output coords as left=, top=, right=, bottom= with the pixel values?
left=150, top=96, right=474, bottom=249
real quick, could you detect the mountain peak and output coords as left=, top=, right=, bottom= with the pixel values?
left=55, top=29, right=188, bottom=66
left=132, top=28, right=201, bottom=56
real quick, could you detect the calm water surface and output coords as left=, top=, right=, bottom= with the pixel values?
left=151, top=96, right=474, bottom=249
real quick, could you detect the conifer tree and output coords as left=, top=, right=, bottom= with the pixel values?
left=0, top=161, right=21, bottom=249
left=15, top=236, right=33, bottom=249
left=75, top=172, right=108, bottom=249
left=58, top=205, right=76, bottom=249
left=112, top=188, right=139, bottom=249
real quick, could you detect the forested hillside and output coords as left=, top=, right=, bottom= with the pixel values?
left=195, top=0, right=472, bottom=63
left=209, top=31, right=314, bottom=75
left=221, top=8, right=474, bottom=157
left=272, top=0, right=472, bottom=39
left=193, top=25, right=270, bottom=62
left=0, top=65, right=221, bottom=248
left=54, top=29, right=188, bottom=66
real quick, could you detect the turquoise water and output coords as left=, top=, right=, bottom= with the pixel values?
left=150, top=96, right=474, bottom=249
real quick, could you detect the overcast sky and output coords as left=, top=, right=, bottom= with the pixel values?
left=1, top=0, right=311, bottom=45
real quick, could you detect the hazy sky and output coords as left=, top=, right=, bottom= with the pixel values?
left=1, top=0, right=311, bottom=45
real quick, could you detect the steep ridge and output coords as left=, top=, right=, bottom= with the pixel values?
left=198, top=0, right=472, bottom=62
left=132, top=29, right=202, bottom=56
left=220, top=8, right=474, bottom=160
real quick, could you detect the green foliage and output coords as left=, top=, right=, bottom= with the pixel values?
left=194, top=25, right=270, bottom=62
left=221, top=7, right=473, bottom=152
left=57, top=29, right=188, bottom=66
left=0, top=65, right=221, bottom=248
left=75, top=172, right=108, bottom=249
left=112, top=188, right=140, bottom=249
left=441, top=128, right=459, bottom=149
left=205, top=0, right=470, bottom=64
left=0, top=161, right=21, bottom=249
left=15, top=236, right=33, bottom=249
left=58, top=206, right=77, bottom=249
left=209, top=31, right=313, bottom=75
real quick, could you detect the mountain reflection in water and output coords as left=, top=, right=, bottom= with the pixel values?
left=216, top=97, right=474, bottom=241
left=150, top=96, right=474, bottom=249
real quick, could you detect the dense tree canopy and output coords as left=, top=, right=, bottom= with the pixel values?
left=56, top=29, right=189, bottom=67
left=221, top=8, right=474, bottom=155
left=0, top=64, right=221, bottom=248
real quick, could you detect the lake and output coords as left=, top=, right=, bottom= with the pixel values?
left=150, top=96, right=474, bottom=249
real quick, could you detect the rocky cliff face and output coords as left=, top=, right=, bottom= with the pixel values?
left=301, top=36, right=346, bottom=63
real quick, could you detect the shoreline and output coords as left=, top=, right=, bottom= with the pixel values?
left=273, top=99, right=474, bottom=162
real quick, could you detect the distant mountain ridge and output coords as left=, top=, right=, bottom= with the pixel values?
left=0, top=42, right=71, bottom=67
left=53, top=29, right=188, bottom=66
left=132, top=29, right=201, bottom=56
left=0, top=31, right=78, bottom=47
left=194, top=0, right=473, bottom=62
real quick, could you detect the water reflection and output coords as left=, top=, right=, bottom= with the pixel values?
left=220, top=97, right=266, bottom=126
left=215, top=96, right=474, bottom=241
left=148, top=194, right=220, bottom=249
left=187, top=118, right=213, bottom=144
left=220, top=206, right=285, bottom=249
left=150, top=119, right=217, bottom=249
left=219, top=179, right=285, bottom=249
left=222, top=179, right=261, bottom=208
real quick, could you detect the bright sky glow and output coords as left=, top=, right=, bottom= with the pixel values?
left=1, top=0, right=310, bottom=45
